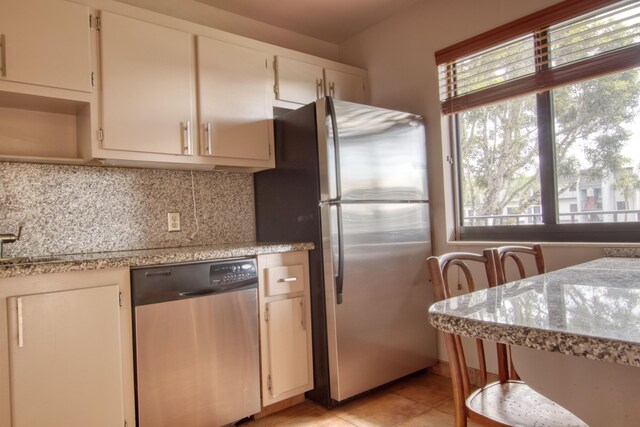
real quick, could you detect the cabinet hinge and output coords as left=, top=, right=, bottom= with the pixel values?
left=91, top=72, right=95, bottom=88
left=267, top=374, right=272, bottom=391
left=96, top=16, right=101, bottom=31
left=119, top=291, right=123, bottom=308
left=273, top=84, right=279, bottom=97
left=97, top=128, right=104, bottom=144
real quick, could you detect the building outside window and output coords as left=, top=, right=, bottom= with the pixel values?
left=437, top=0, right=640, bottom=241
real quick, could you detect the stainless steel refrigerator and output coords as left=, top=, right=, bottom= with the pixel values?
left=255, top=97, right=437, bottom=407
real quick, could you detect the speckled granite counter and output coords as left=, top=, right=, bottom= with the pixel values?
left=604, top=247, right=640, bottom=257
left=428, top=257, right=640, bottom=367
left=0, top=242, right=314, bottom=279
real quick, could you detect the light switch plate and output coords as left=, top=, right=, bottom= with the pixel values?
left=167, top=212, right=181, bottom=232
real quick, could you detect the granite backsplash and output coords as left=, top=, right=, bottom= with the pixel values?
left=0, top=162, right=255, bottom=257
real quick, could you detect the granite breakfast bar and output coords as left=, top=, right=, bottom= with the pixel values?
left=428, top=257, right=640, bottom=426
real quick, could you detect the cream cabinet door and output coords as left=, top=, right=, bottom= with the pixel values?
left=275, top=56, right=324, bottom=105
left=197, top=36, right=272, bottom=162
left=7, top=285, right=124, bottom=427
left=100, top=12, right=195, bottom=156
left=258, top=251, right=313, bottom=407
left=0, top=0, right=92, bottom=92
left=266, top=297, right=310, bottom=398
left=325, top=68, right=367, bottom=104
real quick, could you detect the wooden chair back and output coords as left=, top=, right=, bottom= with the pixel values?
left=492, top=244, right=545, bottom=381
left=493, top=244, right=545, bottom=285
left=427, top=250, right=510, bottom=423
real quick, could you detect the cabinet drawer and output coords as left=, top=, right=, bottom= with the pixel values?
left=265, top=265, right=304, bottom=296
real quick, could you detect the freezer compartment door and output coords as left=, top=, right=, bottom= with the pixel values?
left=319, top=99, right=428, bottom=202
left=321, top=202, right=437, bottom=402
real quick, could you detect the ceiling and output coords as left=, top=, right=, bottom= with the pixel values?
left=195, top=0, right=421, bottom=43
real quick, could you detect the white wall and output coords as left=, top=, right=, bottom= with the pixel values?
left=337, top=0, right=616, bottom=363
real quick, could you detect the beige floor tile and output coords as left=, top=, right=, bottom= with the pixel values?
left=274, top=405, right=354, bottom=426
left=388, top=374, right=453, bottom=408
left=407, top=372, right=453, bottom=389
left=331, top=392, right=427, bottom=427
left=435, top=398, right=455, bottom=415
left=396, top=408, right=483, bottom=427
left=395, top=408, right=456, bottom=427
left=245, top=373, right=472, bottom=427
left=244, top=401, right=325, bottom=426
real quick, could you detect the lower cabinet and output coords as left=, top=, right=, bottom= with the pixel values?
left=0, top=269, right=135, bottom=427
left=257, top=251, right=313, bottom=407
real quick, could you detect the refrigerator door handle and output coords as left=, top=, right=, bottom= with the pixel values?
left=327, top=96, right=342, bottom=201
left=334, top=203, right=345, bottom=304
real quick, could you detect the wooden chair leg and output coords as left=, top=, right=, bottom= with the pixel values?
left=444, top=333, right=468, bottom=427
left=509, top=346, right=521, bottom=381
left=496, top=343, right=509, bottom=382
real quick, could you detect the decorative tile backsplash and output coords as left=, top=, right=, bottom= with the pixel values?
left=0, top=162, right=255, bottom=257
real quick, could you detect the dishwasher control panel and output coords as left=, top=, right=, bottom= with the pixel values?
left=132, top=257, right=258, bottom=306
left=211, top=261, right=257, bottom=284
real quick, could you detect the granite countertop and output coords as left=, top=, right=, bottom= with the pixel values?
left=0, top=242, right=314, bottom=279
left=428, top=257, right=640, bottom=367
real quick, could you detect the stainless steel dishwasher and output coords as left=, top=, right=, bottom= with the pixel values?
left=131, top=258, right=261, bottom=427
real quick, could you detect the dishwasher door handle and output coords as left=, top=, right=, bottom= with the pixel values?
left=179, top=289, right=218, bottom=297
left=179, top=282, right=257, bottom=298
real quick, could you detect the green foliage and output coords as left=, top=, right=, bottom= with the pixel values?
left=457, top=8, right=640, bottom=223
left=459, top=67, right=640, bottom=220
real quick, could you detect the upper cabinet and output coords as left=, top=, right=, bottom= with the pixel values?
left=274, top=56, right=324, bottom=105
left=0, top=1, right=367, bottom=170
left=98, top=14, right=274, bottom=170
left=100, top=12, right=196, bottom=157
left=274, top=56, right=368, bottom=107
left=0, top=0, right=92, bottom=92
left=197, top=36, right=274, bottom=167
left=324, top=68, right=367, bottom=105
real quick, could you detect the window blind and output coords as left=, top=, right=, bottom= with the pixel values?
left=437, top=0, right=640, bottom=114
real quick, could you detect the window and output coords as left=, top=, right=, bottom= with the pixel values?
left=437, top=0, right=640, bottom=242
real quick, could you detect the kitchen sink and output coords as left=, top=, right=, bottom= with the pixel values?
left=0, top=256, right=62, bottom=265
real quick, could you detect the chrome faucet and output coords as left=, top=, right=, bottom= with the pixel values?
left=0, top=226, right=22, bottom=258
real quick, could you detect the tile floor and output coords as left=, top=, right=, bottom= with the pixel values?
left=244, top=372, right=481, bottom=426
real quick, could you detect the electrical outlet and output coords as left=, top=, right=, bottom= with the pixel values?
left=167, top=212, right=181, bottom=232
